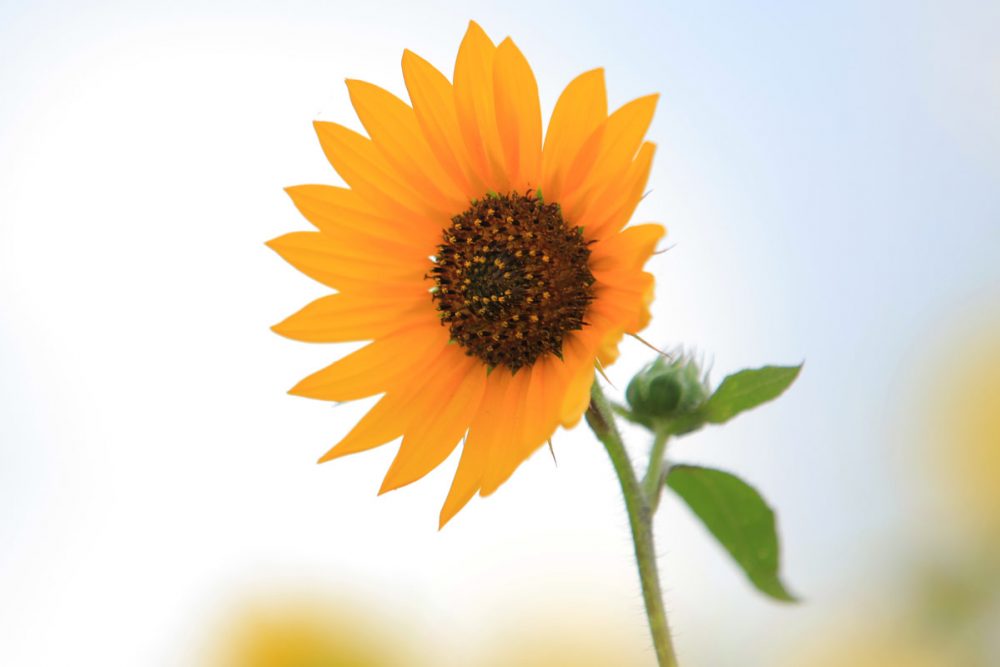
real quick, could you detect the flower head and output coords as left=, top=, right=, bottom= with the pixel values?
left=270, top=21, right=664, bottom=526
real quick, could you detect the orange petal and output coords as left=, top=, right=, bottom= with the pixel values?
left=272, top=221, right=424, bottom=266
left=541, top=69, right=607, bottom=204
left=561, top=95, right=659, bottom=221
left=313, top=121, right=451, bottom=222
left=576, top=142, right=657, bottom=240
left=401, top=49, right=481, bottom=198
left=486, top=356, right=568, bottom=490
left=284, top=184, right=437, bottom=252
left=346, top=79, right=467, bottom=212
left=379, top=353, right=486, bottom=493
left=439, top=368, right=512, bottom=527
left=589, top=223, right=665, bottom=273
left=593, top=267, right=656, bottom=298
left=266, top=231, right=425, bottom=291
left=592, top=269, right=656, bottom=333
left=289, top=318, right=446, bottom=402
left=318, top=392, right=409, bottom=462
left=272, top=291, right=430, bottom=343
left=589, top=289, right=640, bottom=324
left=597, top=332, right=626, bottom=368
left=520, top=355, right=558, bottom=450
left=493, top=37, right=542, bottom=192
left=559, top=332, right=599, bottom=427
left=284, top=184, right=394, bottom=239
left=479, top=366, right=533, bottom=497
left=580, top=301, right=630, bottom=367
left=453, top=21, right=507, bottom=192
left=317, top=342, right=457, bottom=462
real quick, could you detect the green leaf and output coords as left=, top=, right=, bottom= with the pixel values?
left=666, top=464, right=797, bottom=602
left=703, top=364, right=802, bottom=425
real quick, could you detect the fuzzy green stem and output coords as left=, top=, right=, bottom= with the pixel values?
left=586, top=380, right=679, bottom=667
left=642, top=430, right=670, bottom=513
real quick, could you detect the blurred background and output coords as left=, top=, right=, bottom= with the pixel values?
left=1, top=0, right=997, bottom=665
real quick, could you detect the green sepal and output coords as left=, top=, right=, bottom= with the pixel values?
left=624, top=355, right=709, bottom=434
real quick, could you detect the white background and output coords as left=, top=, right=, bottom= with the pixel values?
left=2, top=1, right=998, bottom=664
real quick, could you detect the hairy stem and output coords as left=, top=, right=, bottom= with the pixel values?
left=642, top=429, right=670, bottom=513
left=586, top=380, right=679, bottom=667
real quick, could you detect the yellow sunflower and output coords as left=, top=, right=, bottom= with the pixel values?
left=270, top=21, right=663, bottom=527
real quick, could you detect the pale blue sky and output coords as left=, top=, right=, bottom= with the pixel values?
left=1, top=1, right=997, bottom=665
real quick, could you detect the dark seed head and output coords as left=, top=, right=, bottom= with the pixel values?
left=429, top=191, right=595, bottom=371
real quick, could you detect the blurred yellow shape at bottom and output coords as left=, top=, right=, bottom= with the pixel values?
left=207, top=596, right=406, bottom=667
left=779, top=615, right=976, bottom=667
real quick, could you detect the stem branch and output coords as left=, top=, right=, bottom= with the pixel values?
left=642, top=429, right=670, bottom=513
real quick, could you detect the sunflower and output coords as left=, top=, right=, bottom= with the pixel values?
left=269, top=21, right=664, bottom=527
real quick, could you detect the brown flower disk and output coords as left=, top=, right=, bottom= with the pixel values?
left=430, top=192, right=596, bottom=371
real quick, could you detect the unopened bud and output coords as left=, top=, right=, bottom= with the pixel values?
left=625, top=355, right=709, bottom=432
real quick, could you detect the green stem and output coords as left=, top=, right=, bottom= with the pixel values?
left=642, top=430, right=670, bottom=513
left=586, top=380, right=679, bottom=667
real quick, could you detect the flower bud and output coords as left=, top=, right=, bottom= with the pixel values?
left=625, top=355, right=710, bottom=432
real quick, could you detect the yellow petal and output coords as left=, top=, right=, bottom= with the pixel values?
left=313, top=121, right=451, bottom=221
left=439, top=368, right=511, bottom=527
left=520, top=355, right=557, bottom=450
left=559, top=332, right=599, bottom=427
left=589, top=223, right=665, bottom=272
left=592, top=269, right=656, bottom=333
left=493, top=37, right=542, bottom=192
left=284, top=184, right=437, bottom=251
left=596, top=330, right=626, bottom=368
left=576, top=142, right=657, bottom=240
left=346, top=79, right=467, bottom=212
left=317, top=342, right=457, bottom=462
left=266, top=231, right=425, bottom=291
left=486, top=356, right=568, bottom=491
left=453, top=21, right=508, bottom=192
left=541, top=68, right=607, bottom=204
left=479, top=366, right=533, bottom=497
left=274, top=221, right=423, bottom=265
left=561, top=95, right=659, bottom=219
left=379, top=353, right=486, bottom=493
left=318, top=392, right=408, bottom=462
left=593, top=267, right=656, bottom=298
left=401, top=49, right=482, bottom=198
left=272, top=291, right=429, bottom=343
left=290, top=319, right=446, bottom=402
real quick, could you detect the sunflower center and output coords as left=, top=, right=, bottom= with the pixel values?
left=430, top=191, right=596, bottom=371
